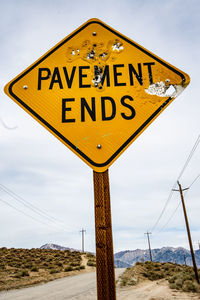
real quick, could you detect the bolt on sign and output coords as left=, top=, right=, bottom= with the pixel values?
left=4, top=18, right=190, bottom=172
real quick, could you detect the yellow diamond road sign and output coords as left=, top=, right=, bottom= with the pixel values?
left=4, top=18, right=190, bottom=172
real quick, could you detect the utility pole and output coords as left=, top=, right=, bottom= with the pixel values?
left=173, top=181, right=199, bottom=284
left=145, top=231, right=152, bottom=262
left=80, top=228, right=86, bottom=253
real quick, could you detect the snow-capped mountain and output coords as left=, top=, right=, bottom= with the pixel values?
left=40, top=243, right=77, bottom=251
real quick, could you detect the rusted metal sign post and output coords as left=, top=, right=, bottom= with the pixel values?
left=4, top=19, right=190, bottom=300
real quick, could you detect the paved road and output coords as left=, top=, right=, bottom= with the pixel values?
left=1, top=270, right=199, bottom=300
left=0, top=269, right=124, bottom=300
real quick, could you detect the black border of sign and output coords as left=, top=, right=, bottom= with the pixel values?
left=8, top=20, right=185, bottom=168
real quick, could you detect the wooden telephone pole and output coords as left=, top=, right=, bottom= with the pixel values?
left=145, top=231, right=152, bottom=262
left=173, top=181, right=199, bottom=284
left=80, top=228, right=86, bottom=253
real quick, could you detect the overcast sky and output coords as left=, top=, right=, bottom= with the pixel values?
left=0, top=0, right=200, bottom=253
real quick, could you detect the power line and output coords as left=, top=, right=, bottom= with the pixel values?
left=158, top=202, right=181, bottom=232
left=0, top=184, right=55, bottom=223
left=151, top=135, right=200, bottom=232
left=177, top=135, right=200, bottom=181
left=0, top=196, right=74, bottom=233
left=189, top=174, right=200, bottom=188
left=151, top=189, right=174, bottom=232
left=0, top=197, right=57, bottom=229
left=0, top=183, right=72, bottom=232
left=158, top=188, right=189, bottom=232
left=0, top=183, right=59, bottom=222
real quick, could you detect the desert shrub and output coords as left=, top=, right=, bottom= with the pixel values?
left=154, top=266, right=161, bottom=271
left=145, top=264, right=153, bottom=270
left=1, top=247, right=7, bottom=252
left=174, top=266, right=181, bottom=272
left=168, top=268, right=200, bottom=293
left=15, top=270, right=29, bottom=278
left=0, top=247, right=91, bottom=290
left=7, top=262, right=14, bottom=267
left=54, top=253, right=60, bottom=258
left=146, top=270, right=164, bottom=281
left=24, top=263, right=33, bottom=269
left=174, top=278, right=183, bottom=289
left=0, top=264, right=6, bottom=270
left=47, top=258, right=53, bottom=262
left=31, top=266, right=39, bottom=272
left=73, top=252, right=80, bottom=256
left=13, top=263, right=21, bottom=268
left=141, top=271, right=148, bottom=277
left=64, top=266, right=73, bottom=272
left=168, top=273, right=180, bottom=284
left=128, top=279, right=137, bottom=286
left=182, top=280, right=198, bottom=292
left=169, top=283, right=177, bottom=289
left=49, top=269, right=59, bottom=274
left=86, top=253, right=95, bottom=258
left=70, top=262, right=80, bottom=267
left=120, top=277, right=128, bottom=287
left=182, top=273, right=193, bottom=281
left=168, top=276, right=175, bottom=284
left=87, top=261, right=96, bottom=267
left=118, top=261, right=200, bottom=294
left=47, top=265, right=55, bottom=270
left=42, top=262, right=49, bottom=267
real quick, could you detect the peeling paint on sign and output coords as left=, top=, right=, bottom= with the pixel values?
left=145, top=80, right=186, bottom=98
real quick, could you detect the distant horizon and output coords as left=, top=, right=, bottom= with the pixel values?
left=1, top=243, right=196, bottom=253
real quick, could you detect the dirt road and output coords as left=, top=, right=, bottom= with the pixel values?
left=0, top=270, right=199, bottom=300
left=118, top=279, right=200, bottom=300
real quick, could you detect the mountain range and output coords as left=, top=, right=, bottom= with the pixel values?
left=114, top=247, right=200, bottom=267
left=40, top=243, right=77, bottom=251
left=40, top=244, right=200, bottom=268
